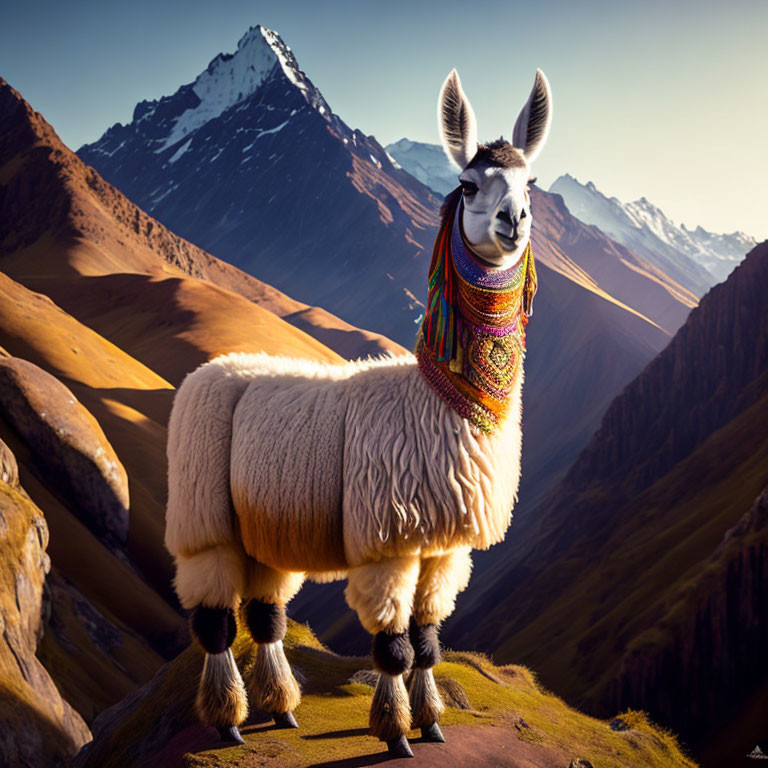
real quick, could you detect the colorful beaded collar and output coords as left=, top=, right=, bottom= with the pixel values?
left=416, top=189, right=537, bottom=434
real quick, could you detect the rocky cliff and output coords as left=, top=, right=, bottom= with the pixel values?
left=0, top=438, right=91, bottom=767
left=0, top=354, right=129, bottom=547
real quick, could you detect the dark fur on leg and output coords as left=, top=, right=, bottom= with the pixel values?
left=372, top=631, right=414, bottom=675
left=190, top=606, right=236, bottom=654
left=244, top=599, right=286, bottom=644
left=409, top=619, right=440, bottom=669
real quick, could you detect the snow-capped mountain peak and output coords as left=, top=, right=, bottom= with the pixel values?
left=156, top=25, right=332, bottom=150
left=88, top=25, right=335, bottom=159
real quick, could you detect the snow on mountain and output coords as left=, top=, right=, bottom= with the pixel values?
left=95, top=26, right=338, bottom=157
left=385, top=138, right=459, bottom=196
left=550, top=174, right=756, bottom=293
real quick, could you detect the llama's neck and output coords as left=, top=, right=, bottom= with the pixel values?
left=416, top=196, right=537, bottom=434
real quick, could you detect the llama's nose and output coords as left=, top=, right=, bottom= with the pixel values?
left=496, top=209, right=513, bottom=226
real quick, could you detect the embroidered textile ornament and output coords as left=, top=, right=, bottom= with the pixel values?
left=417, top=190, right=537, bottom=434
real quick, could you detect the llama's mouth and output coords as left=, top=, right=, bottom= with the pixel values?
left=495, top=232, right=518, bottom=251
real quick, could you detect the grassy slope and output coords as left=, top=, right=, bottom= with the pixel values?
left=76, top=621, right=697, bottom=768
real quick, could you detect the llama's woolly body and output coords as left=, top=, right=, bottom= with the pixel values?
left=166, top=349, right=522, bottom=611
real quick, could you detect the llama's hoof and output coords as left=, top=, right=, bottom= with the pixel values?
left=421, top=722, right=445, bottom=742
left=386, top=735, right=414, bottom=758
left=273, top=711, right=298, bottom=729
left=217, top=725, right=245, bottom=745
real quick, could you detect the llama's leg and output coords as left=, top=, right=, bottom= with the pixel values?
left=409, top=548, right=473, bottom=743
left=242, top=561, right=305, bottom=727
left=346, top=555, right=420, bottom=758
left=176, top=545, right=249, bottom=745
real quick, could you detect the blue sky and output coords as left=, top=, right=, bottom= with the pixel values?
left=2, top=0, right=766, bottom=239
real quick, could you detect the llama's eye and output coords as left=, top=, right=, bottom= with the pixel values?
left=460, top=181, right=478, bottom=197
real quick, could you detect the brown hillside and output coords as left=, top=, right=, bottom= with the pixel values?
left=0, top=77, right=403, bottom=366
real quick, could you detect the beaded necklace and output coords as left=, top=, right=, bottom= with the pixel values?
left=416, top=190, right=537, bottom=434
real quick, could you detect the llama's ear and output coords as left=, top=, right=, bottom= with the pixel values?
left=437, top=69, right=478, bottom=170
left=512, top=69, right=552, bottom=163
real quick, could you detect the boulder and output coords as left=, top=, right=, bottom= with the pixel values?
left=0, top=356, right=129, bottom=546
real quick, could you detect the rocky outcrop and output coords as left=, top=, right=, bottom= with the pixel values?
left=0, top=437, right=18, bottom=489
left=0, top=354, right=129, bottom=547
left=0, top=442, right=90, bottom=767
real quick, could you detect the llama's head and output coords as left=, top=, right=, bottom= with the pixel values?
left=438, top=69, right=552, bottom=267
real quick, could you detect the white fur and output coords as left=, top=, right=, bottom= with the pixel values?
left=346, top=555, right=421, bottom=635
left=512, top=69, right=553, bottom=163
left=458, top=162, right=533, bottom=265
left=246, top=640, right=301, bottom=714
left=439, top=68, right=551, bottom=265
left=413, top=548, right=473, bottom=625
left=196, top=650, right=248, bottom=727
left=174, top=544, right=246, bottom=610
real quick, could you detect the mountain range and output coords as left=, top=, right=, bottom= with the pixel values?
left=78, top=25, right=440, bottom=349
left=549, top=173, right=756, bottom=293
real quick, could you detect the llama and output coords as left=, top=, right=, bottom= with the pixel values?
left=165, top=68, right=552, bottom=758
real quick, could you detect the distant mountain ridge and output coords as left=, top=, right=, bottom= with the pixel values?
left=385, top=138, right=459, bottom=196
left=549, top=173, right=756, bottom=293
